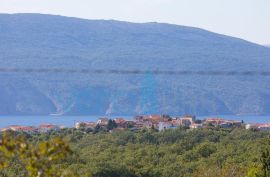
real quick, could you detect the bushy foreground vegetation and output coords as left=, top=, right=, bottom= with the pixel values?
left=1, top=127, right=270, bottom=177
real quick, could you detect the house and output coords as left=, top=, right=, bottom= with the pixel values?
left=158, top=122, right=177, bottom=131
left=204, top=118, right=225, bottom=126
left=0, top=128, right=10, bottom=132
left=231, top=120, right=242, bottom=127
left=178, top=116, right=195, bottom=127
left=143, top=121, right=156, bottom=129
left=135, top=115, right=170, bottom=124
left=134, top=121, right=145, bottom=128
left=75, top=122, right=96, bottom=129
left=114, top=118, right=126, bottom=127
left=97, top=118, right=109, bottom=126
left=134, top=121, right=156, bottom=129
left=245, top=124, right=253, bottom=129
left=122, top=120, right=136, bottom=128
left=8, top=125, right=22, bottom=131
left=205, top=118, right=242, bottom=128
left=182, top=115, right=196, bottom=121
left=17, top=126, right=38, bottom=134
left=148, top=115, right=164, bottom=122
left=219, top=122, right=233, bottom=128
left=190, top=123, right=203, bottom=129
left=39, top=124, right=60, bottom=133
left=4, top=125, right=38, bottom=134
left=246, top=123, right=270, bottom=131
left=258, top=124, right=270, bottom=131
left=245, top=123, right=259, bottom=130
left=135, top=115, right=144, bottom=122
left=171, top=119, right=180, bottom=127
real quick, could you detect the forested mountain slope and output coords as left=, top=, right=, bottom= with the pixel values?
left=1, top=13, right=270, bottom=115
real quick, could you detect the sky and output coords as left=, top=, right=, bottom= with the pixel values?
left=1, top=0, right=270, bottom=45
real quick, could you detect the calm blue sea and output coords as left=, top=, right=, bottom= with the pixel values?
left=0, top=115, right=269, bottom=128
left=0, top=115, right=132, bottom=128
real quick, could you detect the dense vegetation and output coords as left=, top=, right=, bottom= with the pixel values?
left=1, top=127, right=270, bottom=177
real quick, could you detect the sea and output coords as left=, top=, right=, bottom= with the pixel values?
left=0, top=115, right=270, bottom=128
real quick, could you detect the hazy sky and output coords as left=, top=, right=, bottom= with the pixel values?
left=1, top=0, right=270, bottom=45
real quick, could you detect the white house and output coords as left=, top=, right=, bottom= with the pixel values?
left=39, top=124, right=61, bottom=133
left=158, top=122, right=177, bottom=131
left=75, top=122, right=96, bottom=129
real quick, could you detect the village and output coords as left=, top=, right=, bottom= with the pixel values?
left=0, top=115, right=270, bottom=134
left=1, top=115, right=270, bottom=134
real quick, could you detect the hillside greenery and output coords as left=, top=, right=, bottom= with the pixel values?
left=1, top=127, right=270, bottom=177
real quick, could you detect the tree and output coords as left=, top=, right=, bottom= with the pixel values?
left=92, top=164, right=137, bottom=177
left=0, top=131, right=73, bottom=177
left=107, top=119, right=117, bottom=130
left=247, top=165, right=262, bottom=177
left=261, top=136, right=270, bottom=177
left=195, top=142, right=217, bottom=158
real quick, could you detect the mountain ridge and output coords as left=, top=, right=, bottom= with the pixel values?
left=1, top=13, right=270, bottom=116
left=0, top=13, right=264, bottom=47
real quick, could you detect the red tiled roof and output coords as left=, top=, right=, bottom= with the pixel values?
left=9, top=126, right=36, bottom=132
left=39, top=124, right=57, bottom=128
left=114, top=118, right=126, bottom=124
left=258, top=123, right=270, bottom=128
left=18, top=126, right=36, bottom=131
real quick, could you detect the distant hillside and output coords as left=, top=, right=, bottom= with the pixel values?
left=0, top=13, right=270, bottom=116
